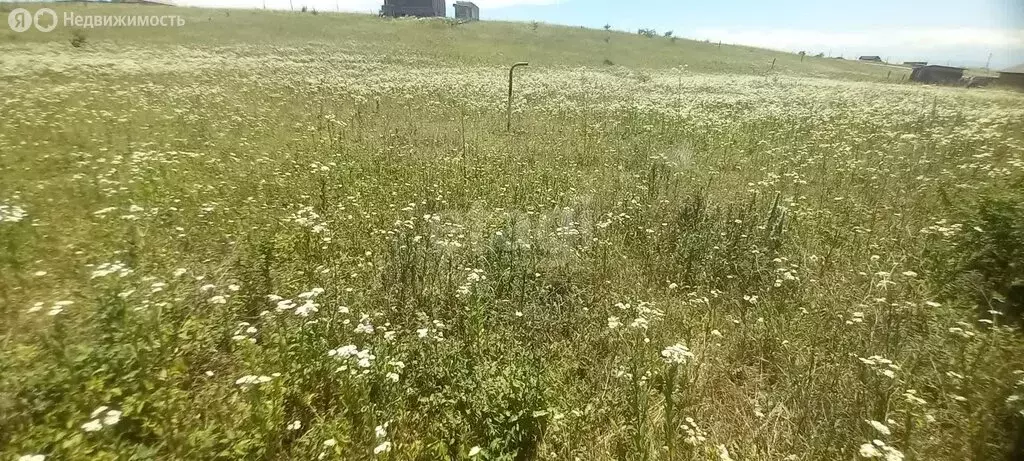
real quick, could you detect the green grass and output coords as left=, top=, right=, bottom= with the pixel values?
left=1, top=2, right=909, bottom=80
left=2, top=3, right=1024, bottom=460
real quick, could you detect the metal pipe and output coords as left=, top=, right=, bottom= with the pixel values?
left=507, top=62, right=529, bottom=132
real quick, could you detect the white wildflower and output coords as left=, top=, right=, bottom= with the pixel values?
left=0, top=204, right=28, bottom=223
left=717, top=444, right=734, bottom=461
left=373, top=441, right=392, bottom=454
left=866, top=420, right=890, bottom=435
left=661, top=343, right=695, bottom=365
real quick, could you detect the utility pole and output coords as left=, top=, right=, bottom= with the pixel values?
left=985, top=53, right=992, bottom=71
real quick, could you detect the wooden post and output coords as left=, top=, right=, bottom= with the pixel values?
left=507, top=62, right=529, bottom=132
left=770, top=58, right=776, bottom=71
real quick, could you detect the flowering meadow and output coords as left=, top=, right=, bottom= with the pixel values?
left=3, top=6, right=1024, bottom=461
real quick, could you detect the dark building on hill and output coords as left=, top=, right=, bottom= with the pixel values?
left=999, top=64, right=1024, bottom=90
left=910, top=65, right=965, bottom=85
left=453, top=1, right=479, bottom=20
left=380, top=0, right=445, bottom=17
left=859, top=56, right=883, bottom=62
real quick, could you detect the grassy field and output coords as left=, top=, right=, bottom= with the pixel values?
left=2, top=3, right=1024, bottom=460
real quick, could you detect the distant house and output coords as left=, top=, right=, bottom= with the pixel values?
left=903, top=61, right=928, bottom=67
left=453, top=1, right=479, bottom=20
left=910, top=65, right=965, bottom=85
left=859, top=56, right=883, bottom=63
left=380, top=0, right=446, bottom=17
left=998, top=64, right=1024, bottom=90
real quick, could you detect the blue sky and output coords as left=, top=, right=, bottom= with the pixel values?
left=183, top=0, right=1024, bottom=68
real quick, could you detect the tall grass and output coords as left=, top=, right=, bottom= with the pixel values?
left=1, top=6, right=1024, bottom=460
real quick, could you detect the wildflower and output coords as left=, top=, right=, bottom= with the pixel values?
left=717, top=445, right=734, bottom=461
left=386, top=372, right=400, bottom=382
left=295, top=300, right=319, bottom=317
left=661, top=343, right=695, bottom=365
left=81, top=419, right=103, bottom=432
left=208, top=295, right=228, bottom=304
left=903, top=390, right=926, bottom=406
left=323, top=439, right=337, bottom=447
left=680, top=417, right=706, bottom=445
left=375, top=423, right=388, bottom=438
left=18, top=455, right=46, bottom=461
left=373, top=441, right=392, bottom=454
left=90, top=262, right=133, bottom=279
left=172, top=268, right=187, bottom=277
left=859, top=443, right=882, bottom=458
left=298, top=287, right=324, bottom=298
left=355, top=322, right=375, bottom=334
left=866, top=420, right=891, bottom=435
left=469, top=446, right=482, bottom=457
left=287, top=420, right=301, bottom=431
left=102, top=410, right=122, bottom=426
left=0, top=204, right=28, bottom=223
left=235, top=375, right=273, bottom=386
left=607, top=316, right=622, bottom=329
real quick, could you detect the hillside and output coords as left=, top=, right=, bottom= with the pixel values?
left=1, top=3, right=908, bottom=80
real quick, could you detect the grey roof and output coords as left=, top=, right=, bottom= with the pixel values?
left=1001, top=64, right=1024, bottom=74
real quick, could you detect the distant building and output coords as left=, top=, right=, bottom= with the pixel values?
left=903, top=61, right=928, bottom=67
left=859, top=56, right=883, bottom=63
left=910, top=65, right=965, bottom=85
left=453, top=1, right=479, bottom=20
left=998, top=64, right=1024, bottom=90
left=380, top=0, right=446, bottom=17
